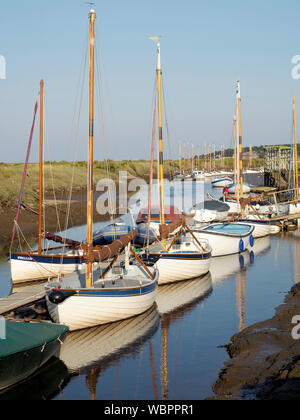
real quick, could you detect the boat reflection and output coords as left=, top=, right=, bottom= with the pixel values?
left=156, top=272, right=213, bottom=316
left=156, top=273, right=213, bottom=400
left=209, top=252, right=251, bottom=286
left=0, top=358, right=70, bottom=401
left=58, top=304, right=159, bottom=374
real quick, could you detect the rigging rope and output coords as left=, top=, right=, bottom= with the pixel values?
left=11, top=98, right=39, bottom=249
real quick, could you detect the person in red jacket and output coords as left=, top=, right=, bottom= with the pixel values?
left=223, top=186, right=229, bottom=198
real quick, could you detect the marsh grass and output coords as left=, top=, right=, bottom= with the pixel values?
left=0, top=158, right=263, bottom=209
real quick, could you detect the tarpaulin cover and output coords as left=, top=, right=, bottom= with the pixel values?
left=0, top=321, right=69, bottom=358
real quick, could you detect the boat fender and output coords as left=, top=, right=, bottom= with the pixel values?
left=249, top=235, right=254, bottom=247
left=250, top=251, right=255, bottom=264
left=48, top=290, right=76, bottom=305
left=239, top=239, right=244, bottom=253
left=239, top=254, right=244, bottom=269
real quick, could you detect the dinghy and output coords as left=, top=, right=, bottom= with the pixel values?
left=211, top=177, right=232, bottom=188
left=190, top=200, right=230, bottom=223
left=193, top=222, right=254, bottom=257
left=0, top=320, right=68, bottom=392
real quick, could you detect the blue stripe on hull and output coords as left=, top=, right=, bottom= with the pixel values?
left=10, top=253, right=83, bottom=265
left=148, top=252, right=211, bottom=260
left=62, top=282, right=157, bottom=297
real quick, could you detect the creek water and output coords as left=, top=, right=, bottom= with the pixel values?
left=0, top=176, right=298, bottom=400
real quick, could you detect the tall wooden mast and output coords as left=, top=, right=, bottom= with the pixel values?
left=234, top=115, right=237, bottom=196
left=38, top=80, right=44, bottom=254
left=150, top=39, right=166, bottom=249
left=237, top=81, right=243, bottom=198
left=293, top=94, right=299, bottom=201
left=87, top=9, right=96, bottom=287
left=179, top=143, right=181, bottom=173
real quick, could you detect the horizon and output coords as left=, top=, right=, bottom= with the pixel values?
left=1, top=0, right=300, bottom=164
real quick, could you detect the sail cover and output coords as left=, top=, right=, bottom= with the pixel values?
left=85, top=229, right=138, bottom=263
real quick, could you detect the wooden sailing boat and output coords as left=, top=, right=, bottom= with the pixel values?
left=45, top=8, right=158, bottom=331
left=146, top=39, right=212, bottom=285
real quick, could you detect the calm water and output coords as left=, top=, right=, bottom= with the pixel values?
left=0, top=177, right=298, bottom=400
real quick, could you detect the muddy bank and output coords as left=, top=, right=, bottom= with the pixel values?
left=211, top=283, right=300, bottom=400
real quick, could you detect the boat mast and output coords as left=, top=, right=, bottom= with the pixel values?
left=236, top=81, right=241, bottom=201
left=38, top=79, right=44, bottom=254
left=234, top=115, right=237, bottom=196
left=237, top=81, right=243, bottom=198
left=87, top=9, right=96, bottom=287
left=293, top=94, right=299, bottom=201
left=151, top=39, right=166, bottom=249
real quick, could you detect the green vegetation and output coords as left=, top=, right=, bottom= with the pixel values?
left=0, top=160, right=180, bottom=209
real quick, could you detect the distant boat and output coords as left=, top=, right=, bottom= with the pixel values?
left=191, top=170, right=205, bottom=180
left=211, top=176, right=232, bottom=188
left=0, top=321, right=68, bottom=392
left=190, top=200, right=230, bottom=223
left=228, top=183, right=251, bottom=194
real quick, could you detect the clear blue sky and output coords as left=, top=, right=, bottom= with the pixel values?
left=0, top=0, right=300, bottom=163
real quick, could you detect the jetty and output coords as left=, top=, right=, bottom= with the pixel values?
left=0, top=283, right=46, bottom=316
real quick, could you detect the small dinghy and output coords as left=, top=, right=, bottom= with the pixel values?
left=193, top=222, right=254, bottom=257
left=0, top=320, right=68, bottom=392
left=190, top=200, right=230, bottom=223
left=211, top=177, right=232, bottom=188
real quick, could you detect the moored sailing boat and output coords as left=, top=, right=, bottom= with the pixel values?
left=145, top=38, right=212, bottom=285
left=9, top=81, right=86, bottom=284
left=45, top=9, right=158, bottom=331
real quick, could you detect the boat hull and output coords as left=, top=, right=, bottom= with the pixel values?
left=228, top=183, right=251, bottom=194
left=46, top=279, right=158, bottom=332
left=0, top=322, right=68, bottom=392
left=238, top=220, right=270, bottom=238
left=149, top=252, right=211, bottom=285
left=193, top=223, right=254, bottom=257
left=211, top=177, right=232, bottom=188
left=10, top=253, right=84, bottom=284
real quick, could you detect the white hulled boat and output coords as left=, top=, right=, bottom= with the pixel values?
left=193, top=222, right=254, bottom=257
left=211, top=177, right=232, bottom=188
left=143, top=38, right=212, bottom=285
left=45, top=9, right=158, bottom=332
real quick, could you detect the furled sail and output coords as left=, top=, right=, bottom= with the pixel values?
left=159, top=216, right=187, bottom=240
left=85, top=229, right=138, bottom=264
